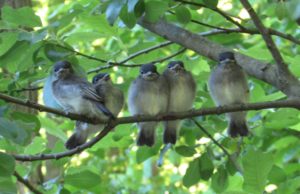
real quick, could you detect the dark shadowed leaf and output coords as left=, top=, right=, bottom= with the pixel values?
left=0, top=153, right=15, bottom=177
left=175, top=6, right=191, bottom=24
left=175, top=145, right=196, bottom=157
left=144, top=1, right=168, bottom=22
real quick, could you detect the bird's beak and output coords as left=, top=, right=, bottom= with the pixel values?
left=222, top=58, right=234, bottom=63
left=171, top=64, right=183, bottom=72
left=103, top=74, right=110, bottom=81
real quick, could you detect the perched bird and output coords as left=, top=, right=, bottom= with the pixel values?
left=65, top=73, right=124, bottom=149
left=163, top=61, right=196, bottom=144
left=51, top=61, right=114, bottom=149
left=128, top=63, right=169, bottom=147
left=208, top=52, right=250, bottom=137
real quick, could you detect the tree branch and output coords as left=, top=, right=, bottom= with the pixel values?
left=174, top=0, right=247, bottom=30
left=138, top=18, right=300, bottom=97
left=14, top=171, right=43, bottom=194
left=2, top=92, right=300, bottom=125
left=239, top=0, right=288, bottom=73
left=0, top=93, right=95, bottom=123
left=119, top=41, right=173, bottom=64
left=87, top=47, right=186, bottom=74
left=2, top=93, right=300, bottom=161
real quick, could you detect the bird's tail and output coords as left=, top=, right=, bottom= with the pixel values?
left=65, top=122, right=89, bottom=150
left=163, top=120, right=181, bottom=144
left=137, top=122, right=157, bottom=147
left=228, top=112, right=249, bottom=137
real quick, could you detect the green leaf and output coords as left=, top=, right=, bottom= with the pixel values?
left=198, top=153, right=214, bottom=180
left=128, top=0, right=139, bottom=12
left=175, top=6, right=191, bottom=24
left=105, top=0, right=124, bottom=25
left=145, top=1, right=168, bottom=23
left=2, top=6, right=42, bottom=27
left=203, top=0, right=218, bottom=8
left=24, top=137, right=46, bottom=154
left=183, top=153, right=214, bottom=187
left=134, top=0, right=145, bottom=17
left=175, top=145, right=196, bottom=157
left=183, top=157, right=201, bottom=187
left=0, top=153, right=15, bottom=177
left=65, top=170, right=101, bottom=189
left=136, top=146, right=159, bottom=164
left=242, top=149, right=273, bottom=194
left=211, top=166, right=229, bottom=192
left=120, top=6, right=137, bottom=28
left=0, top=177, right=17, bottom=194
left=268, top=165, right=287, bottom=184
left=44, top=43, right=73, bottom=62
left=264, top=109, right=299, bottom=130
left=0, top=32, right=18, bottom=56
left=276, top=2, right=288, bottom=20
left=0, top=118, right=29, bottom=145
left=11, top=112, right=41, bottom=132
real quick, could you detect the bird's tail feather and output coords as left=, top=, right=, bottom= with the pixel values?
left=228, top=119, right=248, bottom=137
left=137, top=122, right=157, bottom=147
left=65, top=132, right=87, bottom=150
left=163, top=120, right=180, bottom=144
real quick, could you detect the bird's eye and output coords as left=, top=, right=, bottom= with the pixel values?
left=141, top=71, right=144, bottom=74
left=54, top=67, right=59, bottom=72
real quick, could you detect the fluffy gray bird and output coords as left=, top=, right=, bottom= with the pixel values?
left=128, top=63, right=169, bottom=147
left=65, top=73, right=124, bottom=149
left=163, top=61, right=196, bottom=144
left=208, top=52, right=249, bottom=137
left=51, top=61, right=114, bottom=149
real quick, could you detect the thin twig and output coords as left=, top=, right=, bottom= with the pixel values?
left=14, top=171, right=43, bottom=194
left=191, top=119, right=243, bottom=173
left=11, top=122, right=116, bottom=161
left=173, top=0, right=300, bottom=45
left=87, top=48, right=186, bottom=74
left=239, top=0, right=287, bottom=73
left=119, top=41, right=173, bottom=64
left=0, top=86, right=43, bottom=93
left=56, top=45, right=108, bottom=63
left=174, top=0, right=246, bottom=30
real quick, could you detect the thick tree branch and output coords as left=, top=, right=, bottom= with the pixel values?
left=138, top=18, right=300, bottom=97
left=14, top=171, right=43, bottom=194
left=239, top=0, right=288, bottom=73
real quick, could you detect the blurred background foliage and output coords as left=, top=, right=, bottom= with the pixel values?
left=0, top=0, right=299, bottom=193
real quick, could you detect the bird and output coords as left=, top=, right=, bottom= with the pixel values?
left=208, top=51, right=250, bottom=137
left=128, top=63, right=169, bottom=147
left=162, top=61, right=196, bottom=144
left=65, top=73, right=124, bottom=149
left=51, top=61, right=114, bottom=149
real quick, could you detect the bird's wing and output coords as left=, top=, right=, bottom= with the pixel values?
left=82, top=85, right=104, bottom=103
